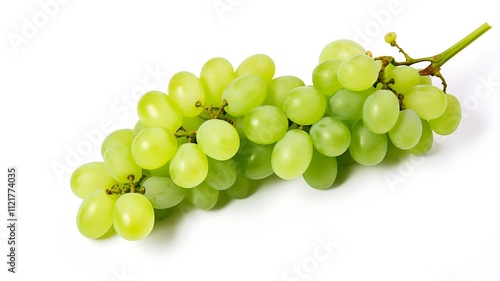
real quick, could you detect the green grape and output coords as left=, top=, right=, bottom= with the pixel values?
left=196, top=119, right=240, bottom=161
left=408, top=119, right=433, bottom=156
left=131, top=127, right=177, bottom=170
left=142, top=176, right=186, bottom=209
left=388, top=109, right=422, bottom=149
left=312, top=59, right=343, bottom=96
left=271, top=129, right=313, bottom=180
left=318, top=39, right=366, bottom=62
left=235, top=54, right=275, bottom=85
left=76, top=189, right=119, bottom=239
left=302, top=148, right=338, bottom=190
left=103, top=143, right=142, bottom=183
left=242, top=105, right=288, bottom=144
left=384, top=32, right=397, bottom=43
left=383, top=63, right=397, bottom=78
left=228, top=115, right=246, bottom=139
left=168, top=71, right=205, bottom=117
left=200, top=57, right=236, bottom=106
left=404, top=85, right=447, bottom=120
left=362, top=89, right=400, bottom=134
left=182, top=116, right=206, bottom=132
left=137, top=90, right=183, bottom=132
left=309, top=116, right=350, bottom=157
left=327, top=88, right=373, bottom=123
left=133, top=120, right=147, bottom=136
left=234, top=138, right=274, bottom=180
left=113, top=193, right=154, bottom=241
left=154, top=207, right=174, bottom=221
left=70, top=161, right=118, bottom=199
left=224, top=174, right=251, bottom=199
left=185, top=182, right=219, bottom=210
left=349, top=120, right=388, bottom=166
left=222, top=74, right=267, bottom=117
left=284, top=86, right=326, bottom=125
left=169, top=143, right=208, bottom=188
left=388, top=66, right=421, bottom=93
left=419, top=74, right=432, bottom=85
left=338, top=54, right=380, bottom=92
left=143, top=161, right=170, bottom=177
left=101, top=129, right=135, bottom=157
left=429, top=94, right=462, bottom=135
left=205, top=157, right=238, bottom=190
left=264, top=75, right=305, bottom=109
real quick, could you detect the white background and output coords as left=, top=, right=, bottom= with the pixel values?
left=1, top=0, right=499, bottom=280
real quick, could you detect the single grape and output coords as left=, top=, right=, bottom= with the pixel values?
left=234, top=138, right=274, bottom=180
left=338, top=54, right=380, bottom=92
left=243, top=105, right=288, bottom=144
left=142, top=176, right=187, bottom=209
left=429, top=94, right=462, bottom=135
left=283, top=86, right=326, bottom=125
left=419, top=74, right=432, bottom=85
left=168, top=71, right=205, bottom=117
left=235, top=54, right=275, bottom=85
left=222, top=74, right=267, bottom=117
left=205, top=157, right=238, bottom=191
left=271, top=129, right=313, bottom=180
left=349, top=120, right=388, bottom=166
left=388, top=109, right=423, bottom=149
left=196, top=119, right=240, bottom=161
left=384, top=32, right=397, bottom=43
left=185, top=182, right=219, bottom=210
left=103, top=143, right=142, bottom=183
left=113, top=193, right=155, bottom=241
left=131, top=127, right=177, bottom=170
left=362, top=89, right=400, bottom=134
left=70, top=161, right=118, bottom=199
left=200, top=57, right=236, bottom=107
left=388, top=66, right=421, bottom=93
left=408, top=119, right=433, bottom=156
left=309, top=116, right=351, bottom=157
left=169, top=143, right=208, bottom=188
left=302, top=148, right=338, bottom=190
left=101, top=129, right=135, bottom=157
left=327, top=87, right=374, bottom=124
left=404, top=85, right=447, bottom=120
left=137, top=90, right=183, bottom=132
left=318, top=39, right=366, bottom=62
left=76, top=189, right=119, bottom=239
left=312, top=59, right=343, bottom=96
left=264, top=75, right=305, bottom=109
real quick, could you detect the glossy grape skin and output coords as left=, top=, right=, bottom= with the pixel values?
left=349, top=120, right=388, bottom=166
left=113, top=193, right=155, bottom=241
left=70, top=161, right=118, bottom=199
left=169, top=143, right=209, bottom=188
left=271, top=129, right=313, bottom=180
left=76, top=189, right=119, bottom=239
left=283, top=86, right=326, bottom=126
left=196, top=119, right=240, bottom=161
left=137, top=90, right=183, bottom=132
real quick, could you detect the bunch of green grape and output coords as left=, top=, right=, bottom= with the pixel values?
left=70, top=34, right=464, bottom=241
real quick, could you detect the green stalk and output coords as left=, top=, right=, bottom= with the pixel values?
left=417, top=22, right=492, bottom=75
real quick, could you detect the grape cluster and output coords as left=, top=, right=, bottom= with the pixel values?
left=71, top=33, right=470, bottom=241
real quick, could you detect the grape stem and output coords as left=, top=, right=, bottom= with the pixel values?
left=106, top=175, right=146, bottom=195
left=375, top=22, right=491, bottom=92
